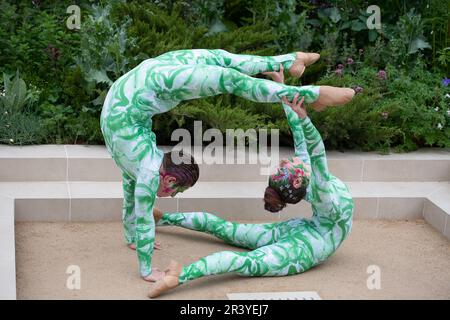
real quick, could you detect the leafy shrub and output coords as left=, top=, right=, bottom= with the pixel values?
left=0, top=0, right=448, bottom=152
left=0, top=71, right=42, bottom=145
left=310, top=62, right=450, bottom=152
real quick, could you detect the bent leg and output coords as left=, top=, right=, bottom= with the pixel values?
left=148, top=224, right=322, bottom=297
left=178, top=238, right=316, bottom=284
left=155, top=49, right=296, bottom=76
left=157, top=211, right=281, bottom=249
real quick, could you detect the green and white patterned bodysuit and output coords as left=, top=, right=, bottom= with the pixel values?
left=100, top=49, right=321, bottom=277
left=157, top=105, right=354, bottom=282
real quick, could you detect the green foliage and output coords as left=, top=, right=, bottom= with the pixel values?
left=244, top=0, right=314, bottom=52
left=77, top=3, right=138, bottom=88
left=310, top=62, right=450, bottom=152
left=39, top=102, right=103, bottom=144
left=0, top=71, right=34, bottom=114
left=70, top=1, right=139, bottom=115
left=0, top=1, right=80, bottom=98
left=0, top=71, right=42, bottom=145
left=0, top=0, right=448, bottom=152
left=384, top=9, right=432, bottom=68
left=110, top=1, right=208, bottom=59
left=437, top=47, right=450, bottom=71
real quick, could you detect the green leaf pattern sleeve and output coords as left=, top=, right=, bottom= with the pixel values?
left=282, top=102, right=311, bottom=164
left=300, top=116, right=332, bottom=195
left=134, top=170, right=159, bottom=277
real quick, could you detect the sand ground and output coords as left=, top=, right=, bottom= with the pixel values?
left=15, top=219, right=450, bottom=300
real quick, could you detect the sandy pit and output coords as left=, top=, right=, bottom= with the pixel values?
left=15, top=219, right=450, bottom=300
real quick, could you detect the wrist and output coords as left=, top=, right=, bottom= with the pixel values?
left=141, top=267, right=152, bottom=278
left=299, top=116, right=311, bottom=123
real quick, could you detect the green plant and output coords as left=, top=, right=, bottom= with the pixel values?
left=244, top=0, right=313, bottom=53
left=0, top=71, right=34, bottom=114
left=311, top=62, right=449, bottom=152
left=436, top=47, right=450, bottom=72
left=0, top=1, right=80, bottom=103
left=385, top=9, right=432, bottom=68
left=76, top=3, right=137, bottom=97
left=0, top=0, right=448, bottom=151
left=0, top=71, right=42, bottom=145
left=39, top=102, right=104, bottom=144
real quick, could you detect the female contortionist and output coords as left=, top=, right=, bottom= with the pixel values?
left=148, top=82, right=355, bottom=298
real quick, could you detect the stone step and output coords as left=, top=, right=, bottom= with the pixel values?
left=1, top=181, right=449, bottom=300
left=0, top=181, right=448, bottom=227
left=1, top=145, right=449, bottom=182
left=424, top=183, right=450, bottom=239
left=0, top=195, right=16, bottom=299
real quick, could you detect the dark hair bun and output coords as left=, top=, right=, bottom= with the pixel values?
left=263, top=186, right=286, bottom=213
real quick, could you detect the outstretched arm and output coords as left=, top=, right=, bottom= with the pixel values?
left=265, top=66, right=310, bottom=165
left=300, top=116, right=331, bottom=185
left=134, top=170, right=164, bottom=281
left=121, top=172, right=137, bottom=245
left=282, top=97, right=310, bottom=165
left=282, top=95, right=332, bottom=192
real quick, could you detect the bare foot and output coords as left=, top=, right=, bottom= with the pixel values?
left=148, top=260, right=183, bottom=298
left=289, top=52, right=320, bottom=78
left=310, top=86, right=355, bottom=111
left=143, top=268, right=165, bottom=282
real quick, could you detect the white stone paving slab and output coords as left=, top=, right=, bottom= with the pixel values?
left=227, top=291, right=321, bottom=300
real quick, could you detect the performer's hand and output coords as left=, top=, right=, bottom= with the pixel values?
left=143, top=268, right=165, bottom=282
left=282, top=94, right=307, bottom=119
left=263, top=64, right=284, bottom=84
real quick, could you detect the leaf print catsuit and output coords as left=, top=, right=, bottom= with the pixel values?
left=156, top=104, right=354, bottom=282
left=100, top=49, right=321, bottom=277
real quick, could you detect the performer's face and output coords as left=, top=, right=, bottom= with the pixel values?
left=271, top=157, right=311, bottom=189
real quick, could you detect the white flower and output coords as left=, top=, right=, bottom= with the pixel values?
left=437, top=123, right=443, bottom=130
left=446, top=94, right=450, bottom=99
left=447, top=110, right=450, bottom=116
left=434, top=107, right=439, bottom=112
left=9, top=139, right=14, bottom=143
